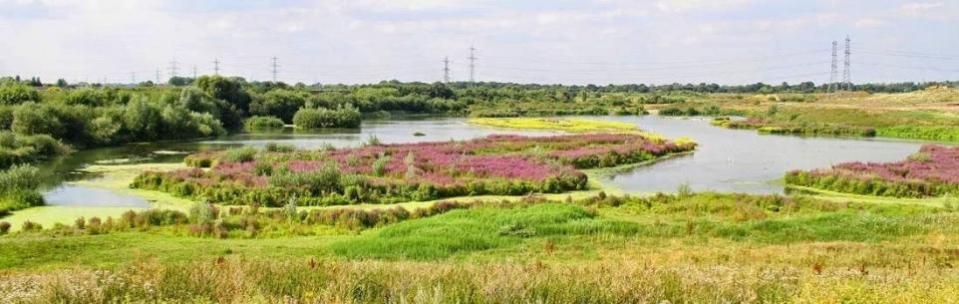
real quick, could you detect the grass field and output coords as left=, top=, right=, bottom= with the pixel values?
left=2, top=192, right=959, bottom=302
left=657, top=87, right=959, bottom=141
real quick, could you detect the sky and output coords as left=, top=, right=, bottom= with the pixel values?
left=0, top=0, right=957, bottom=85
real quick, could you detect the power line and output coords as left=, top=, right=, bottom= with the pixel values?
left=271, top=56, right=279, bottom=82
left=482, top=48, right=830, bottom=67
left=842, top=35, right=851, bottom=90
left=829, top=40, right=838, bottom=92
left=443, top=56, right=450, bottom=83
left=468, top=46, right=476, bottom=83
left=168, top=58, right=179, bottom=79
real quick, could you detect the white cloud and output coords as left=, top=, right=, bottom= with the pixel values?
left=653, top=0, right=755, bottom=13
left=854, top=17, right=886, bottom=28
left=0, top=0, right=955, bottom=84
left=899, top=2, right=943, bottom=17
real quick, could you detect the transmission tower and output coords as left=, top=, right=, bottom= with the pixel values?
left=271, top=57, right=279, bottom=82
left=213, top=58, right=220, bottom=75
left=168, top=59, right=179, bottom=79
left=842, top=35, right=851, bottom=90
left=192, top=66, right=197, bottom=79
left=829, top=40, right=838, bottom=93
left=443, top=56, right=450, bottom=83
left=155, top=68, right=160, bottom=84
left=131, top=72, right=136, bottom=84
left=468, top=46, right=476, bottom=83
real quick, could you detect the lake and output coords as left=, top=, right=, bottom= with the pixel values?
left=40, top=115, right=925, bottom=206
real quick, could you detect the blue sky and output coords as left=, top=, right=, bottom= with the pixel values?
left=0, top=0, right=956, bottom=85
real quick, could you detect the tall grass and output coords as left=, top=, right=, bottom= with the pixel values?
left=0, top=131, right=69, bottom=168
left=331, top=203, right=640, bottom=259
left=4, top=257, right=958, bottom=303
left=0, top=164, right=44, bottom=214
left=3, top=193, right=959, bottom=301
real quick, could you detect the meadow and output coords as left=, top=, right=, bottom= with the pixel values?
left=697, top=87, right=959, bottom=141
left=2, top=192, right=959, bottom=302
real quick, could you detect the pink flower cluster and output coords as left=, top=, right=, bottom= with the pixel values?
left=171, top=133, right=693, bottom=188
left=816, top=145, right=959, bottom=184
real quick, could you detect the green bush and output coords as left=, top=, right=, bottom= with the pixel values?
left=222, top=147, right=257, bottom=163
left=12, top=103, right=64, bottom=137
left=264, top=142, right=294, bottom=153
left=0, top=83, right=40, bottom=105
left=63, top=88, right=111, bottom=106
left=293, top=105, right=361, bottom=129
left=250, top=89, right=308, bottom=122
left=244, top=116, right=285, bottom=131
left=0, top=131, right=69, bottom=168
left=0, top=164, right=45, bottom=213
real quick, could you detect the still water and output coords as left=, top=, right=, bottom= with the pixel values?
left=40, top=116, right=926, bottom=206
left=602, top=116, right=922, bottom=193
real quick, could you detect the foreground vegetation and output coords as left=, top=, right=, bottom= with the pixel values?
left=2, top=192, right=958, bottom=302
left=0, top=165, right=43, bottom=215
left=132, top=134, right=696, bottom=206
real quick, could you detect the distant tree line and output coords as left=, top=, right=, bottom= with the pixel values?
left=0, top=73, right=955, bottom=168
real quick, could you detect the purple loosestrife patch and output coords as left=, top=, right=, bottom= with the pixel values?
left=786, top=145, right=959, bottom=197
left=133, top=133, right=696, bottom=206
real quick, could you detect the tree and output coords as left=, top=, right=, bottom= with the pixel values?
left=11, top=103, right=64, bottom=137
left=195, top=75, right=252, bottom=113
left=0, top=83, right=40, bottom=105
left=250, top=89, right=308, bottom=122
left=168, top=76, right=194, bottom=86
left=178, top=87, right=242, bottom=131
left=122, top=98, right=162, bottom=140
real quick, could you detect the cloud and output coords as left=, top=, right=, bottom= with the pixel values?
left=0, top=0, right=956, bottom=84
left=652, top=0, right=755, bottom=13
left=899, top=2, right=944, bottom=17
left=854, top=17, right=886, bottom=28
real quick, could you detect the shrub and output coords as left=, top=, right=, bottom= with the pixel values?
left=0, top=132, right=70, bottom=168
left=0, top=221, right=9, bottom=234
left=293, top=105, right=361, bottom=129
left=190, top=200, right=217, bottom=224
left=21, top=220, right=42, bottom=232
left=264, top=142, right=294, bottom=153
left=0, top=83, right=40, bottom=105
left=122, top=98, right=163, bottom=140
left=0, top=164, right=45, bottom=212
left=63, top=88, right=110, bottom=106
left=250, top=89, right=308, bottom=122
left=244, top=116, right=285, bottom=131
left=11, top=103, right=64, bottom=137
left=222, top=147, right=257, bottom=163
